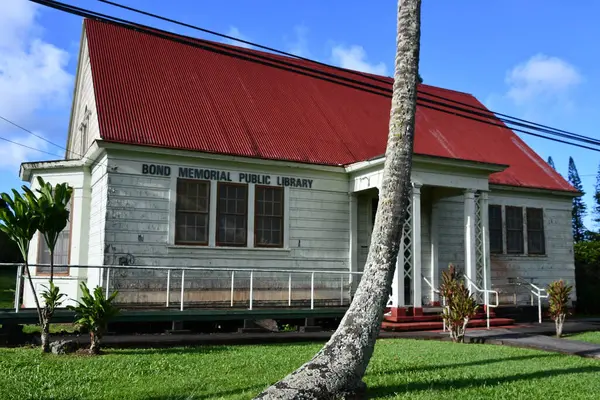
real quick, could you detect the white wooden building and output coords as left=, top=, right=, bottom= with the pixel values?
left=18, top=19, right=578, bottom=314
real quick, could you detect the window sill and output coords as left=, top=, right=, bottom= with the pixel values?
left=491, top=253, right=548, bottom=258
left=167, top=245, right=291, bottom=252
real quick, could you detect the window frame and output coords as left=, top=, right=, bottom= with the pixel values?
left=216, top=182, right=249, bottom=247
left=254, top=185, right=284, bottom=248
left=488, top=204, right=546, bottom=256
left=505, top=206, right=524, bottom=254
left=36, top=199, right=74, bottom=276
left=526, top=207, right=546, bottom=255
left=174, top=178, right=211, bottom=246
left=488, top=204, right=503, bottom=254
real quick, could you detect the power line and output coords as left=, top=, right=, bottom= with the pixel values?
left=0, top=135, right=64, bottom=159
left=28, top=0, right=600, bottom=156
left=0, top=115, right=72, bottom=153
left=96, top=0, right=600, bottom=147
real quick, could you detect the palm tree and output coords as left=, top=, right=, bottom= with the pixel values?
left=22, top=177, right=73, bottom=352
left=254, top=0, right=422, bottom=398
left=23, top=177, right=73, bottom=283
left=0, top=190, right=44, bottom=331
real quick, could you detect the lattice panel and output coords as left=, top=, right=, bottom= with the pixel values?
left=402, top=194, right=413, bottom=304
left=474, top=193, right=485, bottom=303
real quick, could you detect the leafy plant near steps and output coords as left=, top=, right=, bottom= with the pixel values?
left=438, top=263, right=479, bottom=343
left=67, top=282, right=120, bottom=354
left=547, top=280, right=573, bottom=338
left=40, top=281, right=67, bottom=351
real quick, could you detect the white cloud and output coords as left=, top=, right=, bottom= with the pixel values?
left=286, top=25, right=310, bottom=57
left=0, top=0, right=73, bottom=170
left=330, top=45, right=387, bottom=76
left=505, top=54, right=582, bottom=105
left=0, top=133, right=52, bottom=170
left=225, top=26, right=252, bottom=49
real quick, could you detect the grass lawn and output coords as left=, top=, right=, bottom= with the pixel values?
left=564, top=331, right=600, bottom=344
left=0, top=266, right=16, bottom=309
left=1, top=339, right=599, bottom=399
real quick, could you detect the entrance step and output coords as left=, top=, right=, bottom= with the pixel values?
left=381, top=317, right=515, bottom=332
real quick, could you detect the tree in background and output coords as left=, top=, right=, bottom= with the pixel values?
left=547, top=156, right=556, bottom=170
left=593, top=161, right=600, bottom=229
left=255, top=0, right=422, bottom=398
left=568, top=157, right=587, bottom=242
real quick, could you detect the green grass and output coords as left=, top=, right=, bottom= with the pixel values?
left=0, top=266, right=16, bottom=309
left=564, top=331, right=600, bottom=344
left=1, top=339, right=599, bottom=399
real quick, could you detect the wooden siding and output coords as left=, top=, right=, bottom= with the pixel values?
left=66, top=35, right=100, bottom=160
left=101, top=154, right=351, bottom=306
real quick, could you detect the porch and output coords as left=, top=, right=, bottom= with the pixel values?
left=347, top=155, right=508, bottom=319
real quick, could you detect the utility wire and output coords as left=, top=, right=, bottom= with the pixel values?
left=97, top=0, right=599, bottom=146
left=0, top=115, right=70, bottom=153
left=0, top=135, right=64, bottom=159
left=28, top=0, right=600, bottom=155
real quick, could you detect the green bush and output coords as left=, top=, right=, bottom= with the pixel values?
left=547, top=280, right=573, bottom=338
left=439, top=264, right=479, bottom=343
left=68, top=282, right=119, bottom=354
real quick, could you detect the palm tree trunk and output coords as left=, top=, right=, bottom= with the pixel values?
left=24, top=263, right=43, bottom=325
left=49, top=248, right=54, bottom=283
left=254, top=1, right=422, bottom=398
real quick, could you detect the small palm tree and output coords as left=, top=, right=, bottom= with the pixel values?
left=0, top=189, right=46, bottom=348
left=23, top=177, right=73, bottom=283
left=68, top=282, right=119, bottom=354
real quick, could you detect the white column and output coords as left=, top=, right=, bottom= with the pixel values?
left=464, top=189, right=477, bottom=294
left=247, top=184, right=255, bottom=248
left=480, top=191, right=492, bottom=291
left=349, top=193, right=358, bottom=293
left=391, top=256, right=404, bottom=307
left=430, top=198, right=439, bottom=305
left=412, top=183, right=422, bottom=308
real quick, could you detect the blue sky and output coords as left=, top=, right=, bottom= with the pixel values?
left=1, top=0, right=599, bottom=228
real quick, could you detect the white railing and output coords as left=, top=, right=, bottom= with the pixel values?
left=513, top=278, right=548, bottom=324
left=422, top=274, right=447, bottom=331
left=463, top=274, right=499, bottom=329
left=4, top=263, right=363, bottom=312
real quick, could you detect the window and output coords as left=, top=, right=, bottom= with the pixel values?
left=506, top=206, right=524, bottom=254
left=489, top=205, right=503, bottom=254
left=488, top=205, right=546, bottom=256
left=175, top=179, right=210, bottom=245
left=37, top=200, right=72, bottom=275
left=217, top=183, right=247, bottom=246
left=255, top=186, right=283, bottom=247
left=527, top=207, right=545, bottom=254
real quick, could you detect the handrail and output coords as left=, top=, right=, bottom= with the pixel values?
left=422, top=274, right=447, bottom=332
left=518, top=279, right=548, bottom=324
left=0, top=262, right=364, bottom=276
left=6, top=263, right=363, bottom=312
left=463, top=274, right=499, bottom=329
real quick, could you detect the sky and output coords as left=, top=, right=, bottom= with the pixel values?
left=1, top=0, right=599, bottom=228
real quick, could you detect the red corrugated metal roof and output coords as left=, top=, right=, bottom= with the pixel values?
left=84, top=19, right=575, bottom=193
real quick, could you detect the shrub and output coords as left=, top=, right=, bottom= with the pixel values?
left=547, top=280, right=573, bottom=338
left=40, top=282, right=67, bottom=352
left=68, top=282, right=119, bottom=354
left=438, top=264, right=479, bottom=343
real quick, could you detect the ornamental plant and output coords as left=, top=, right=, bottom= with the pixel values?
left=547, top=279, right=573, bottom=338
left=438, top=263, right=479, bottom=343
left=68, top=282, right=120, bottom=354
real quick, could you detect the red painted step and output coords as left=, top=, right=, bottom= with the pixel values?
left=383, top=311, right=496, bottom=324
left=381, top=317, right=515, bottom=332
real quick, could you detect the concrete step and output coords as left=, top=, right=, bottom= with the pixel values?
left=381, top=317, right=515, bottom=332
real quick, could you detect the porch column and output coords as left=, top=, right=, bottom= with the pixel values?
left=348, top=193, right=358, bottom=295
left=430, top=198, right=440, bottom=305
left=479, top=191, right=492, bottom=292
left=412, top=183, right=422, bottom=313
left=464, top=189, right=477, bottom=295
